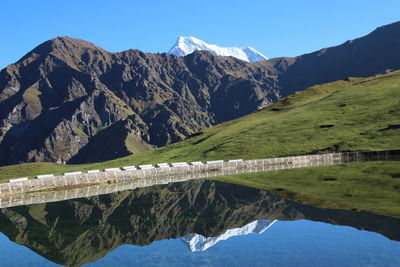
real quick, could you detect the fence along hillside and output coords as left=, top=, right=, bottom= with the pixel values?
left=0, top=150, right=399, bottom=201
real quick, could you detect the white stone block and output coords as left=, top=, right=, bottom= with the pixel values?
left=87, top=170, right=100, bottom=173
left=122, top=166, right=137, bottom=170
left=156, top=163, right=170, bottom=167
left=171, top=162, right=188, bottom=167
left=138, top=165, right=154, bottom=169
left=36, top=174, right=54, bottom=179
left=104, top=168, right=121, bottom=172
left=64, top=171, right=82, bottom=176
left=228, top=159, right=243, bottom=163
left=9, top=177, right=28, bottom=183
left=156, top=163, right=170, bottom=168
left=206, top=160, right=224, bottom=164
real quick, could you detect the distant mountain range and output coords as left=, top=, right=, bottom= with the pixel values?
left=168, top=36, right=268, bottom=62
left=0, top=21, right=399, bottom=166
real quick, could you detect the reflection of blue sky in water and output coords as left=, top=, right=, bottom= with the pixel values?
left=1, top=219, right=399, bottom=267
left=0, top=233, right=63, bottom=267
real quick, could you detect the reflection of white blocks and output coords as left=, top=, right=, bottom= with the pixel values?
left=171, top=162, right=189, bottom=167
left=104, top=168, right=121, bottom=172
left=138, top=165, right=154, bottom=170
left=87, top=170, right=100, bottom=173
left=206, top=160, right=224, bottom=164
left=9, top=177, right=28, bottom=183
left=122, top=166, right=137, bottom=171
left=36, top=174, right=54, bottom=179
left=64, top=171, right=82, bottom=176
left=228, top=159, right=243, bottom=163
left=190, top=161, right=204, bottom=165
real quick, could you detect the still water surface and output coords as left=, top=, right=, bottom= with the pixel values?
left=0, top=180, right=398, bottom=267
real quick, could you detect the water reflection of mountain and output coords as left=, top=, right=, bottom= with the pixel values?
left=180, top=219, right=277, bottom=252
left=0, top=180, right=399, bottom=266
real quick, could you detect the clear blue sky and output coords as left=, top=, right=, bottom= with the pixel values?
left=1, top=0, right=399, bottom=69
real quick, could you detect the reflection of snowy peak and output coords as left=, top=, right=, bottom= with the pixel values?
left=180, top=219, right=277, bottom=252
left=168, top=36, right=268, bottom=62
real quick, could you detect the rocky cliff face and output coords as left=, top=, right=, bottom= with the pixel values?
left=1, top=21, right=399, bottom=165
left=0, top=37, right=279, bottom=165
left=0, top=180, right=399, bottom=266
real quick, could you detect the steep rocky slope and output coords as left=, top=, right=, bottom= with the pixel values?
left=279, top=21, right=400, bottom=94
left=0, top=37, right=279, bottom=165
left=0, top=21, right=399, bottom=165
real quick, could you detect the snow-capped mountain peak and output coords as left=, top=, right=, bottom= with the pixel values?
left=168, top=36, right=268, bottom=62
left=180, top=219, right=277, bottom=252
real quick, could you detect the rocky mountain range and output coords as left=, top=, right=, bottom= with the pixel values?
left=0, top=21, right=399, bottom=165
left=0, top=180, right=399, bottom=266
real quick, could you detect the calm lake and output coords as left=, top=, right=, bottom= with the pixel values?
left=0, top=179, right=399, bottom=267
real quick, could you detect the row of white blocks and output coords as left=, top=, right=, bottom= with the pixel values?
left=3, top=150, right=398, bottom=193
left=8, top=159, right=243, bottom=183
left=4, top=151, right=397, bottom=208
left=4, top=151, right=377, bottom=183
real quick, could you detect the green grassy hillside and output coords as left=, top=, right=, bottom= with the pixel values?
left=215, top=161, right=400, bottom=218
left=0, top=71, right=399, bottom=181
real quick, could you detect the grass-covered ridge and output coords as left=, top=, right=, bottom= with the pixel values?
left=0, top=71, right=399, bottom=181
left=214, top=161, right=400, bottom=218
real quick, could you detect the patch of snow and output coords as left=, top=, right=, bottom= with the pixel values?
left=168, top=36, right=268, bottom=62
